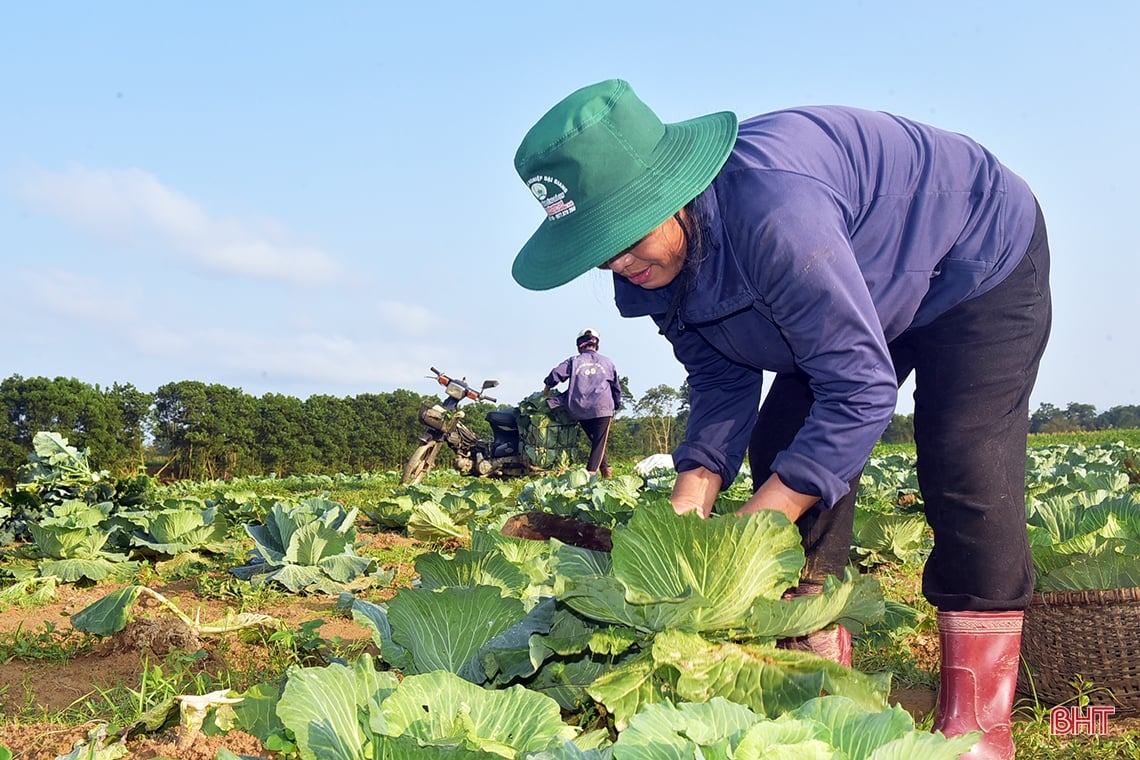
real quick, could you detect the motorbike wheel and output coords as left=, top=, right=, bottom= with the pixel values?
left=401, top=441, right=440, bottom=485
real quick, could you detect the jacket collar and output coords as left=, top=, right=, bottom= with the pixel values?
left=613, top=183, right=755, bottom=324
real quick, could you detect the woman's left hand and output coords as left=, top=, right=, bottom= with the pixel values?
left=737, top=473, right=819, bottom=523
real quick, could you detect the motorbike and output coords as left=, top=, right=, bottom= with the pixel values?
left=401, top=367, right=535, bottom=485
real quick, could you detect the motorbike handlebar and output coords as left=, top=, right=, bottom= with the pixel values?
left=426, top=367, right=498, bottom=403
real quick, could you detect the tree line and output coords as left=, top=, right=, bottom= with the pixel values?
left=2, top=374, right=1137, bottom=485
left=0, top=374, right=689, bottom=485
left=879, top=401, right=1140, bottom=443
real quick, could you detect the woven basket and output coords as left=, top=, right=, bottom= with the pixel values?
left=1017, top=587, right=1140, bottom=716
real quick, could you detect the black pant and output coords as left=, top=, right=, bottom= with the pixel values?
left=578, top=416, right=613, bottom=473
left=750, top=203, right=1052, bottom=612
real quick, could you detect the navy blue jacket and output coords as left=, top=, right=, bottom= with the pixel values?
left=614, top=106, right=1036, bottom=506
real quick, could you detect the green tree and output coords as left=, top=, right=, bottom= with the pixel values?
left=1030, top=403, right=1070, bottom=433
left=346, top=393, right=398, bottom=472
left=152, top=381, right=257, bottom=479
left=610, top=416, right=651, bottom=460
left=0, top=374, right=42, bottom=482
left=1, top=375, right=88, bottom=444
left=1098, top=405, right=1140, bottom=430
left=1064, top=402, right=1099, bottom=431
left=153, top=380, right=207, bottom=478
left=100, top=382, right=154, bottom=473
left=255, top=392, right=317, bottom=475
left=1030, top=402, right=1102, bottom=434
left=302, top=394, right=353, bottom=473
left=881, top=413, right=914, bottom=444
left=617, top=375, right=635, bottom=413
left=383, top=389, right=443, bottom=466
left=633, top=384, right=684, bottom=453
left=211, top=385, right=258, bottom=477
left=0, top=375, right=139, bottom=482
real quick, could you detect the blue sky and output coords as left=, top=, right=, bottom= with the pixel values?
left=3, top=2, right=1137, bottom=417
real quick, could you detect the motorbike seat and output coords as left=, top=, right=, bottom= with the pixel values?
left=486, top=408, right=520, bottom=458
left=486, top=408, right=519, bottom=431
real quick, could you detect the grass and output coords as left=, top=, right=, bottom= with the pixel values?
left=871, top=428, right=1140, bottom=457
left=38, top=619, right=351, bottom=729
left=193, top=569, right=290, bottom=610
left=70, top=651, right=222, bottom=727
left=1028, top=428, right=1140, bottom=448
left=1012, top=677, right=1140, bottom=759
left=0, top=622, right=96, bottom=663
left=855, top=562, right=939, bottom=692
left=854, top=556, right=1140, bottom=759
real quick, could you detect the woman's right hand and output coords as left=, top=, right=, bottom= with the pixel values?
left=669, top=467, right=721, bottom=519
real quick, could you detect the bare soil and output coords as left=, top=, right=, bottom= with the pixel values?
left=0, top=531, right=418, bottom=759
left=501, top=511, right=613, bottom=551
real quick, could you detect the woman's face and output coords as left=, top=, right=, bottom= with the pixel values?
left=599, top=213, right=687, bottom=289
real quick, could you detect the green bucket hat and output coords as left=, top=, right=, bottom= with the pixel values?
left=511, top=79, right=738, bottom=291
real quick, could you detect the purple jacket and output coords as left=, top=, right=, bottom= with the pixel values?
left=544, top=350, right=622, bottom=420
left=613, top=106, right=1036, bottom=506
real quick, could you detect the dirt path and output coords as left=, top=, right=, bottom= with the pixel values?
left=0, top=570, right=385, bottom=758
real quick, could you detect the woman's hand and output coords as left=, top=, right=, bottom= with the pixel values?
left=737, top=472, right=819, bottom=523
left=669, top=466, right=722, bottom=518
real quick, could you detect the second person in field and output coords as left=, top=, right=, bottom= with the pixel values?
left=543, top=328, right=622, bottom=478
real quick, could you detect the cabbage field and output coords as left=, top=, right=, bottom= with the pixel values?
left=0, top=432, right=1138, bottom=759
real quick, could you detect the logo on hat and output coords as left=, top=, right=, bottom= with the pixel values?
left=527, top=175, right=576, bottom=221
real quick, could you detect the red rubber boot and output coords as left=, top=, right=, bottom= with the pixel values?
left=777, top=582, right=853, bottom=667
left=933, top=610, right=1024, bottom=759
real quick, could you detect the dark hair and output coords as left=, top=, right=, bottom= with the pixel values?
left=577, top=338, right=598, bottom=352
left=678, top=197, right=708, bottom=267
left=659, top=196, right=708, bottom=334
